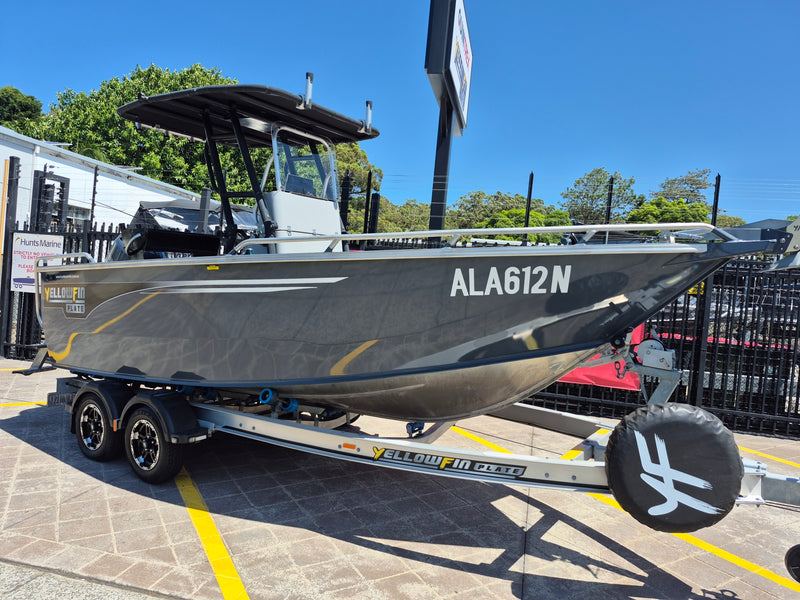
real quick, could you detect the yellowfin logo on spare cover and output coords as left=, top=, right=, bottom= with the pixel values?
left=43, top=286, right=86, bottom=316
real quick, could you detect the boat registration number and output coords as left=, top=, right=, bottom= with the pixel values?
left=450, top=265, right=572, bottom=297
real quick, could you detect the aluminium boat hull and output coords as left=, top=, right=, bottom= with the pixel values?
left=37, top=240, right=764, bottom=421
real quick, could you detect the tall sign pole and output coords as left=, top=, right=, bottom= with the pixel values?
left=425, top=0, right=472, bottom=230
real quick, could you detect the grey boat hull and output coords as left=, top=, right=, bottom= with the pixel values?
left=38, top=240, right=767, bottom=421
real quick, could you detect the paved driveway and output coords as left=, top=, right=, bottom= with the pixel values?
left=0, top=359, right=799, bottom=599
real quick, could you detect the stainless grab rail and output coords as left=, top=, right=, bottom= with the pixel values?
left=232, top=222, right=736, bottom=254
left=33, top=253, right=96, bottom=328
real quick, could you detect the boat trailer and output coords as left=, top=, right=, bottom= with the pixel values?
left=33, top=330, right=800, bottom=538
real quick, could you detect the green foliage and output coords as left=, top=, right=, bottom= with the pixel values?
left=478, top=208, right=535, bottom=229
left=627, top=197, right=710, bottom=224
left=650, top=168, right=712, bottom=204
left=337, top=143, right=383, bottom=214
left=474, top=207, right=571, bottom=244
left=449, top=191, right=547, bottom=229
left=345, top=197, right=429, bottom=234
left=0, top=87, right=43, bottom=125
left=10, top=64, right=258, bottom=193
left=559, top=168, right=644, bottom=223
left=5, top=64, right=386, bottom=213
left=381, top=198, right=430, bottom=231
left=544, top=209, right=572, bottom=226
left=715, top=214, right=746, bottom=228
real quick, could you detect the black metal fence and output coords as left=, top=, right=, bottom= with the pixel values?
left=532, top=256, right=800, bottom=438
left=2, top=222, right=120, bottom=360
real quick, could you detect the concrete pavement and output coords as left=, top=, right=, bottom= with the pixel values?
left=0, top=357, right=799, bottom=599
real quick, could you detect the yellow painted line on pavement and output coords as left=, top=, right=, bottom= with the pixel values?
left=739, top=446, right=800, bottom=470
left=0, top=401, right=47, bottom=406
left=175, top=468, right=250, bottom=600
left=452, top=425, right=800, bottom=593
left=673, top=531, right=800, bottom=592
left=574, top=444, right=800, bottom=594
left=450, top=425, right=513, bottom=454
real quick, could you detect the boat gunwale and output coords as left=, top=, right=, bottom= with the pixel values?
left=34, top=240, right=710, bottom=274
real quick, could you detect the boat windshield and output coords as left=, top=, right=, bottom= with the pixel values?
left=272, top=128, right=338, bottom=201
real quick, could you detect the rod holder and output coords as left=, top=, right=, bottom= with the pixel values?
left=364, top=100, right=373, bottom=133
left=302, top=72, right=314, bottom=109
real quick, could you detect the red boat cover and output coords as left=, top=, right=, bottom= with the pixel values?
left=558, top=324, right=645, bottom=391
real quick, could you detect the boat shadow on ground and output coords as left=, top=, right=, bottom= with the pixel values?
left=1, top=405, right=743, bottom=600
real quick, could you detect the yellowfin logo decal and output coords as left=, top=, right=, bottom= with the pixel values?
left=43, top=286, right=86, bottom=316
left=371, top=446, right=525, bottom=478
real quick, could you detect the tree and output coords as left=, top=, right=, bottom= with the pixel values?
left=715, top=214, right=746, bottom=228
left=381, top=199, right=430, bottom=231
left=0, top=87, right=42, bottom=124
left=650, top=169, right=712, bottom=204
left=449, top=191, right=546, bottom=229
left=336, top=143, right=383, bottom=219
left=345, top=197, right=430, bottom=234
left=627, top=197, right=710, bottom=224
left=560, top=168, right=644, bottom=223
left=10, top=65, right=255, bottom=193
left=474, top=207, right=571, bottom=243
left=478, top=208, right=540, bottom=230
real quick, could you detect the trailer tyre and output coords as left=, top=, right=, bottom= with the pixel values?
left=75, top=393, right=122, bottom=461
left=605, top=403, right=742, bottom=533
left=124, top=407, right=184, bottom=484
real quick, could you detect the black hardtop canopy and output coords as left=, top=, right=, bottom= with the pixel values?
left=117, top=84, right=380, bottom=147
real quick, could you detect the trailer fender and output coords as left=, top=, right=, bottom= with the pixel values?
left=70, top=380, right=133, bottom=434
left=120, top=390, right=208, bottom=444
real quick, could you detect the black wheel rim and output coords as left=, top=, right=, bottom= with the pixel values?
left=79, top=402, right=104, bottom=450
left=129, top=417, right=160, bottom=471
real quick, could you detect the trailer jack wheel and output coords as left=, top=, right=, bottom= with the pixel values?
left=605, top=403, right=742, bottom=533
left=124, top=407, right=184, bottom=484
left=75, top=393, right=122, bottom=461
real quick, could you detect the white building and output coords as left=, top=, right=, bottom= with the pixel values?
left=0, top=125, right=199, bottom=229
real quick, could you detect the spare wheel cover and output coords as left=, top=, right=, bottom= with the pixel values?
left=605, top=403, right=742, bottom=533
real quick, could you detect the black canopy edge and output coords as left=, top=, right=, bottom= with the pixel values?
left=118, top=84, right=380, bottom=147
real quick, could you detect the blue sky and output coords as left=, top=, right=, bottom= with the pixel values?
left=2, top=1, right=798, bottom=222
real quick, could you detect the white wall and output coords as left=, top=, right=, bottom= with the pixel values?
left=0, top=126, right=199, bottom=229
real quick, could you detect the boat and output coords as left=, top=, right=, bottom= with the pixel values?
left=34, top=83, right=798, bottom=423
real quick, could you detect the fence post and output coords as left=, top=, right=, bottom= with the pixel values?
left=711, top=174, right=721, bottom=226
left=362, top=170, right=372, bottom=236
left=0, top=157, right=21, bottom=358
left=368, top=192, right=381, bottom=235
left=522, top=172, right=534, bottom=246
left=689, top=277, right=714, bottom=408
left=339, top=171, right=351, bottom=231
left=688, top=175, right=722, bottom=406
left=199, top=188, right=212, bottom=233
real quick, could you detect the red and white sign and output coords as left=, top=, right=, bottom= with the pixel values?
left=11, top=233, right=64, bottom=293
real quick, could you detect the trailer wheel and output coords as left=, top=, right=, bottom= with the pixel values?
left=785, top=545, right=800, bottom=582
left=75, top=393, right=122, bottom=461
left=124, top=407, right=184, bottom=484
left=605, top=403, right=742, bottom=533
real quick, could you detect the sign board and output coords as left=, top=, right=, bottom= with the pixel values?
left=11, top=233, right=64, bottom=293
left=447, top=0, right=472, bottom=131
left=425, top=0, right=473, bottom=135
